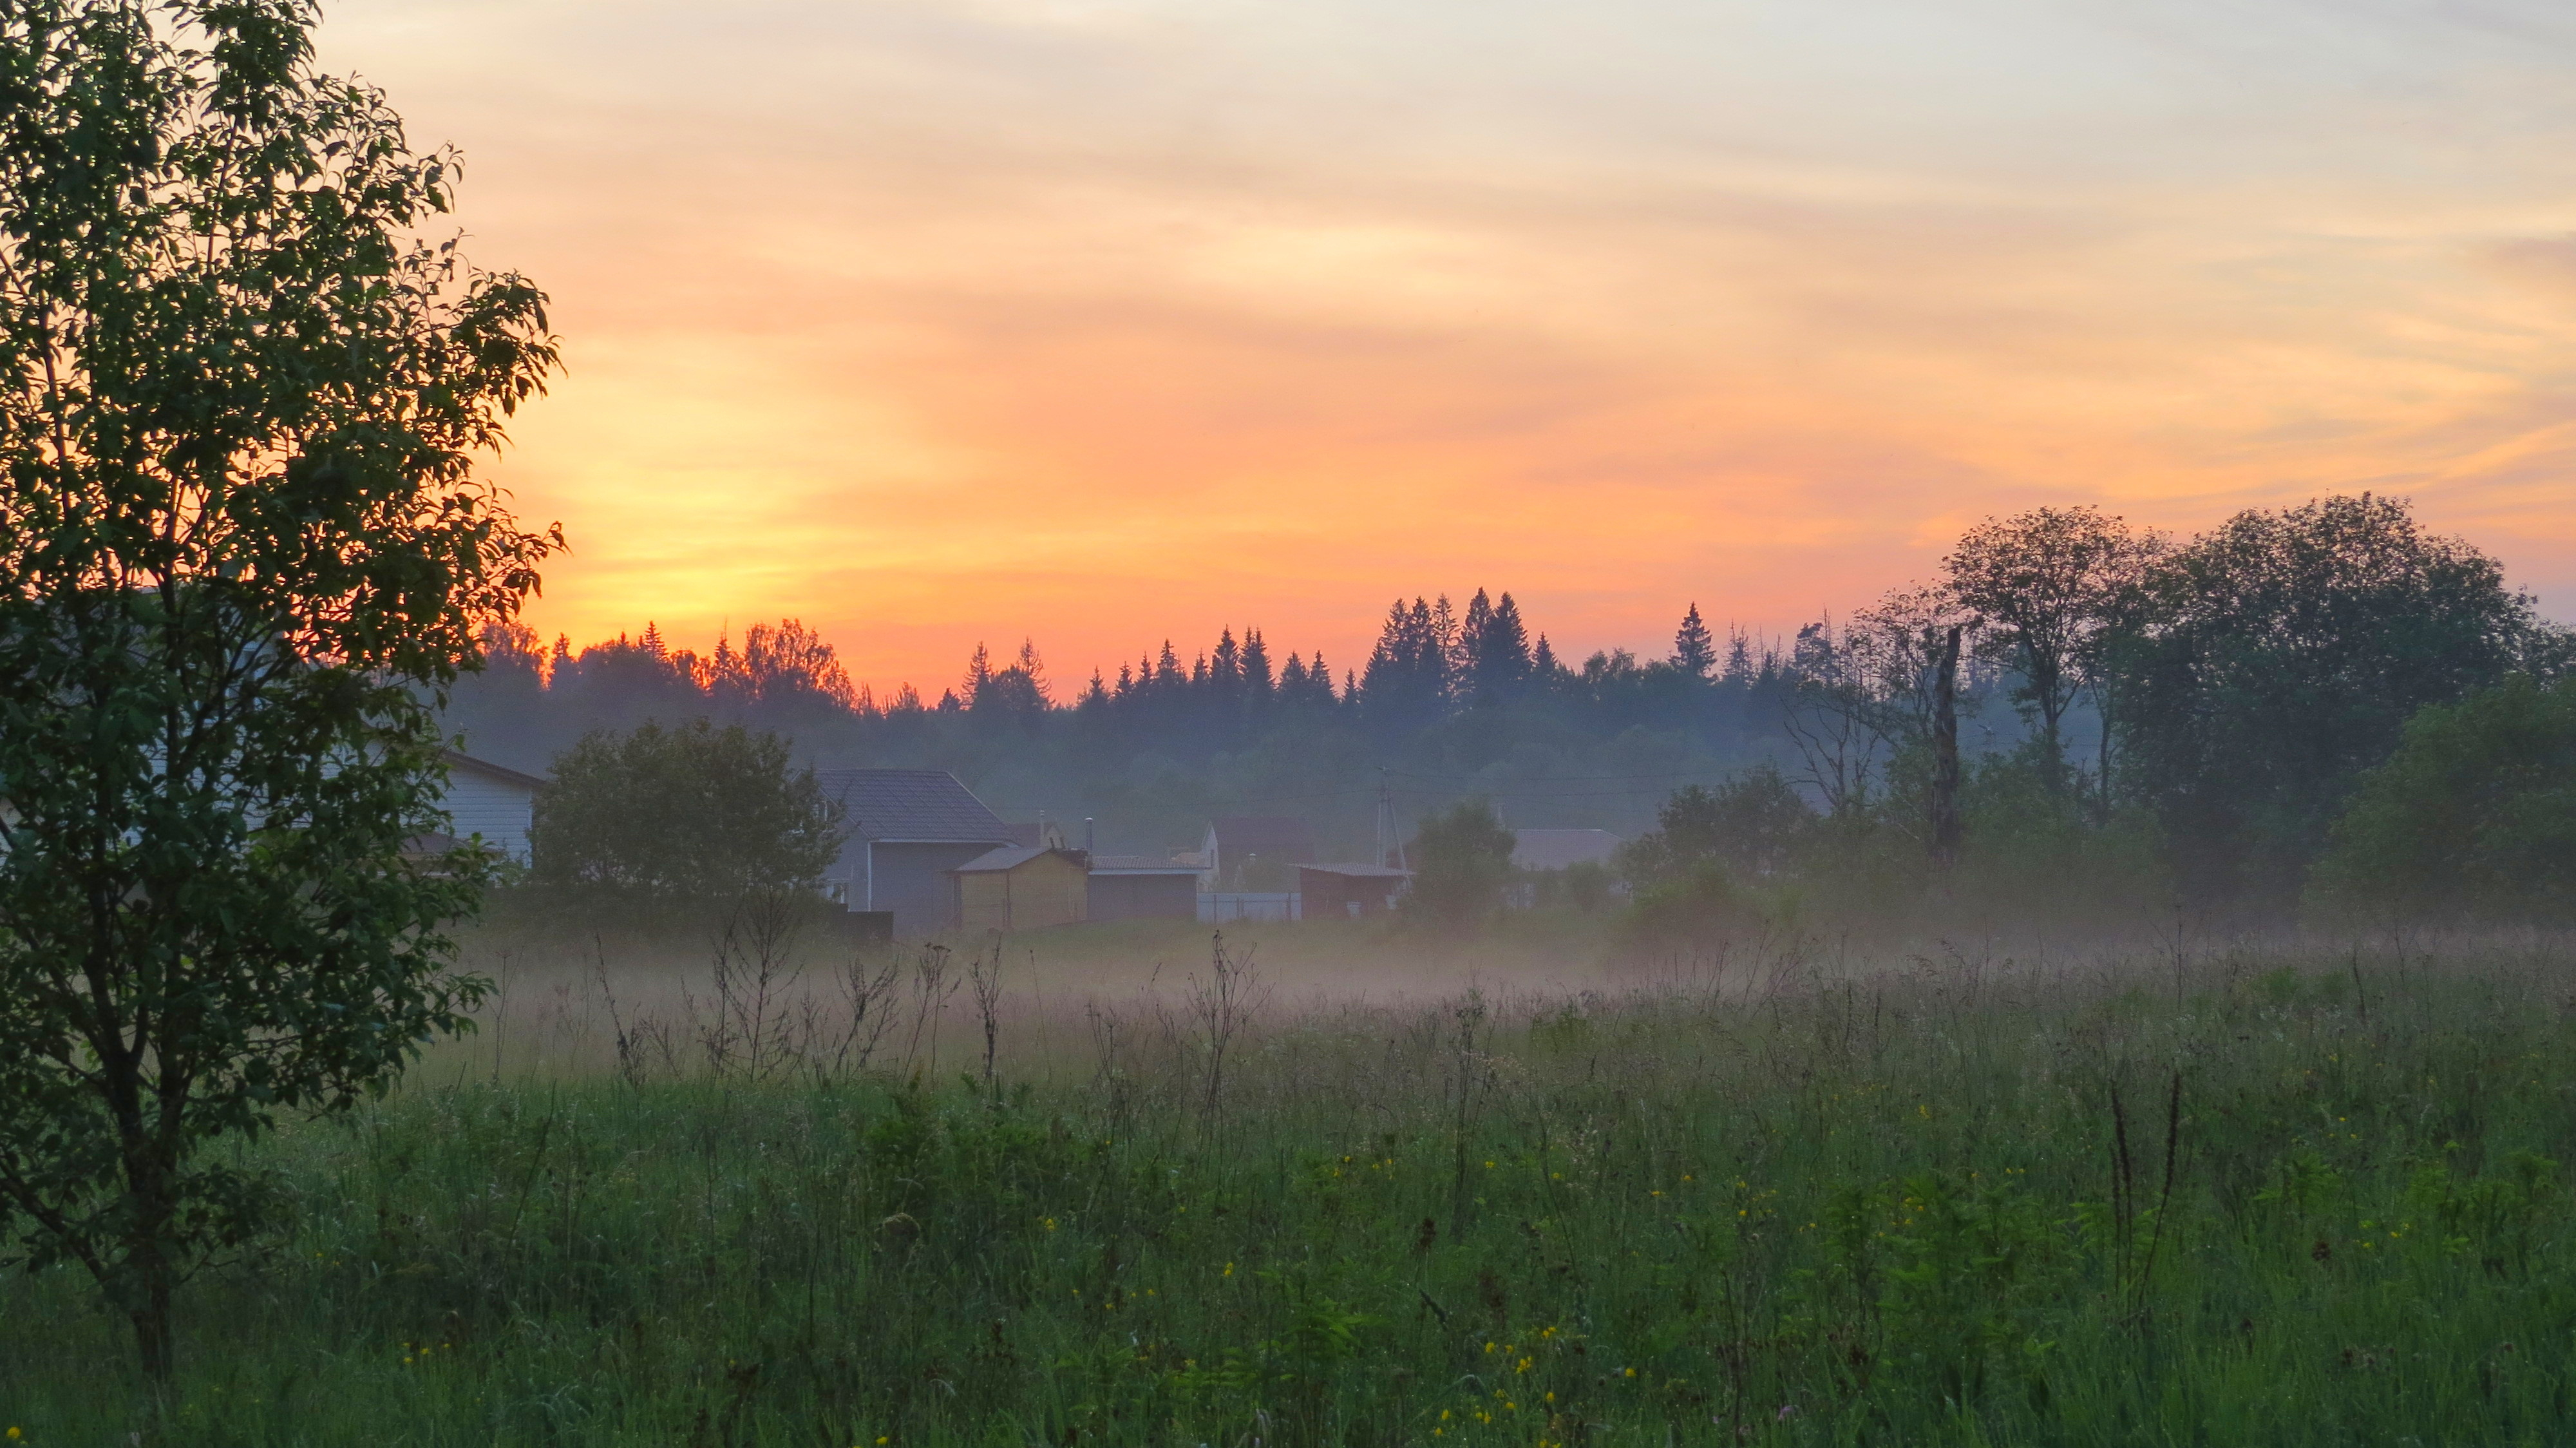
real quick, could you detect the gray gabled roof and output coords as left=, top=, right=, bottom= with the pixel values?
left=442, top=749, right=546, bottom=792
left=814, top=768, right=1012, bottom=844
left=954, top=845, right=1088, bottom=873
left=1300, top=862, right=1414, bottom=879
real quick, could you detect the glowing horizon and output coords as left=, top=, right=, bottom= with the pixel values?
left=328, top=0, right=2576, bottom=694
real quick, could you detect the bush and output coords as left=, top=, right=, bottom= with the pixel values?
left=2309, top=675, right=2576, bottom=926
left=1613, top=860, right=1766, bottom=958
left=529, top=719, right=845, bottom=904
left=1949, top=748, right=2169, bottom=929
left=1403, top=797, right=1517, bottom=925
left=1616, top=763, right=1814, bottom=887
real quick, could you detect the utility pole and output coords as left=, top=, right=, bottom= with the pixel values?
left=1377, top=768, right=1408, bottom=870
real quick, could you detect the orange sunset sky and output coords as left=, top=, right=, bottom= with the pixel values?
left=328, top=0, right=2576, bottom=693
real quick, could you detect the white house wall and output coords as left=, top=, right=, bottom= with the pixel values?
left=443, top=770, right=533, bottom=861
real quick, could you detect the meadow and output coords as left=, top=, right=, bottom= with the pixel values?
left=8, top=924, right=2576, bottom=1446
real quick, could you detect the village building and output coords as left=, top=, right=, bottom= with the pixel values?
left=1511, top=827, right=1622, bottom=872
left=1198, top=815, right=1318, bottom=890
left=1297, top=862, right=1412, bottom=919
left=817, top=768, right=1014, bottom=937
left=1086, top=855, right=1201, bottom=922
left=438, top=750, right=544, bottom=862
left=952, top=846, right=1092, bottom=933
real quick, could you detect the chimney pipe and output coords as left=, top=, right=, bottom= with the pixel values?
left=1084, top=817, right=1096, bottom=852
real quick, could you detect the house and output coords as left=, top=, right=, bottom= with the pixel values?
left=1086, top=855, right=1201, bottom=922
left=1512, top=828, right=1622, bottom=872
left=9, top=748, right=540, bottom=864
left=439, top=750, right=543, bottom=862
left=1298, top=863, right=1412, bottom=919
left=952, top=846, right=1091, bottom=933
left=815, top=769, right=1014, bottom=937
left=1200, top=815, right=1318, bottom=890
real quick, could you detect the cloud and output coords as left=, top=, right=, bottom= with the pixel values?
left=324, top=0, right=2576, bottom=685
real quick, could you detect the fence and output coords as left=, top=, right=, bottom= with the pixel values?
left=1198, top=891, right=1300, bottom=924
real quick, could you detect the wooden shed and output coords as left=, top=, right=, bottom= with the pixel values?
left=952, top=846, right=1092, bottom=933
left=1298, top=863, right=1413, bottom=920
left=1086, top=855, right=1202, bottom=922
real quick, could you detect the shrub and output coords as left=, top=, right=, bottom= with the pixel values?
left=2309, top=675, right=2576, bottom=926
left=1403, top=798, right=1517, bottom=925
left=530, top=719, right=845, bottom=903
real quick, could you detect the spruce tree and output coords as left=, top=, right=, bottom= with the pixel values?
left=1243, top=628, right=1275, bottom=700
left=1475, top=592, right=1534, bottom=696
left=1674, top=603, right=1718, bottom=677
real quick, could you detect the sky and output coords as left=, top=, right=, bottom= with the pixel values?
left=324, top=0, right=2576, bottom=694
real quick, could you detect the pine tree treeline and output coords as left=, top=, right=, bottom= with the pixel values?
left=445, top=492, right=2570, bottom=915
left=458, top=590, right=1804, bottom=772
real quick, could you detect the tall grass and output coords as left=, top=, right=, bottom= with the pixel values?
left=9, top=934, right=2576, bottom=1445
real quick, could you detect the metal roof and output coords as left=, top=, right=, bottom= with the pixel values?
left=1298, top=862, right=1414, bottom=879
left=953, top=845, right=1088, bottom=873
left=815, top=768, right=1012, bottom=844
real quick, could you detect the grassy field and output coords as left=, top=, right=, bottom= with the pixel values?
left=10, top=930, right=2576, bottom=1445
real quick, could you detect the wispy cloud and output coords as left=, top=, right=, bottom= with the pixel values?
left=327, top=0, right=2576, bottom=686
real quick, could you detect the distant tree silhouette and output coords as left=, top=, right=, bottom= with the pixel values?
left=1673, top=604, right=1718, bottom=678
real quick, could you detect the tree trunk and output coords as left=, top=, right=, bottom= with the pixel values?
left=128, top=1260, right=174, bottom=1385
left=118, top=1121, right=179, bottom=1387
left=2095, top=683, right=2116, bottom=822
left=1930, top=625, right=1964, bottom=870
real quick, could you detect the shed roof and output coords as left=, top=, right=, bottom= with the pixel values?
left=815, top=768, right=1011, bottom=843
left=1299, top=862, right=1414, bottom=880
left=1512, top=828, right=1623, bottom=871
left=954, top=845, right=1090, bottom=873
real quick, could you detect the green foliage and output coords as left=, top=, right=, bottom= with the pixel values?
left=1403, top=797, right=1516, bottom=925
left=1526, top=857, right=1616, bottom=912
left=1606, top=749, right=2166, bottom=944
left=1618, top=763, right=1814, bottom=886
left=528, top=720, right=845, bottom=903
left=0, top=0, right=557, bottom=1382
left=2310, top=676, right=2576, bottom=925
left=1945, top=504, right=2162, bottom=788
left=1613, top=860, right=1765, bottom=957
left=5, top=945, right=2576, bottom=1442
left=2106, top=494, right=2555, bottom=907
left=1949, top=747, right=2168, bottom=927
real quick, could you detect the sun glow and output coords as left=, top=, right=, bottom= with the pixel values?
left=328, top=0, right=2576, bottom=689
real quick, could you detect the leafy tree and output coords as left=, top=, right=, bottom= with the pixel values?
left=1944, top=505, right=2162, bottom=794
left=0, top=0, right=558, bottom=1381
left=1403, top=797, right=1517, bottom=924
left=2105, top=495, right=2555, bottom=906
left=1782, top=587, right=1978, bottom=817
left=1619, top=765, right=1815, bottom=885
left=2309, top=676, right=2576, bottom=925
left=530, top=721, right=846, bottom=902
